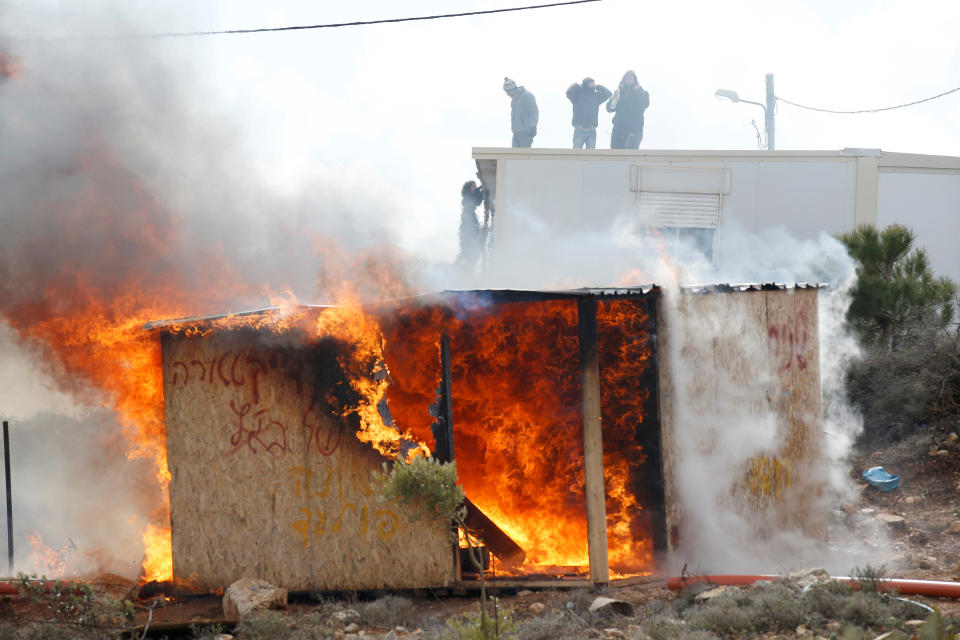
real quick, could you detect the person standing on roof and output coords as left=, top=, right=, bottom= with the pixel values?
left=503, top=77, right=539, bottom=148
left=606, top=70, right=650, bottom=149
left=566, top=77, right=612, bottom=149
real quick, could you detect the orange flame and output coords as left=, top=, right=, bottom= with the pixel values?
left=0, top=51, right=20, bottom=79
left=27, top=532, right=69, bottom=576
left=382, top=296, right=655, bottom=576
left=140, top=523, right=173, bottom=583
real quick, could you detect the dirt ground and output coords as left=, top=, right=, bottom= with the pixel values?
left=2, top=431, right=960, bottom=638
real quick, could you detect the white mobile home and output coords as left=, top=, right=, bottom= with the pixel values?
left=473, top=148, right=960, bottom=280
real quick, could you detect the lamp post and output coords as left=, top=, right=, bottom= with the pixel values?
left=715, top=73, right=776, bottom=150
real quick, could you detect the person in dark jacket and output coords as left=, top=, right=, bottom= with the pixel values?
left=566, top=77, right=612, bottom=149
left=606, top=70, right=650, bottom=149
left=503, top=77, right=538, bottom=148
left=456, top=180, right=485, bottom=270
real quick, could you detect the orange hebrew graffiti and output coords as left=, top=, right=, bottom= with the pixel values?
left=747, top=455, right=792, bottom=498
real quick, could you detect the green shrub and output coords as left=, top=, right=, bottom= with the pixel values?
left=359, top=595, right=418, bottom=629
left=443, top=604, right=517, bottom=640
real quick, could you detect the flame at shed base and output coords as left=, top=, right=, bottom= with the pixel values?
left=140, top=523, right=173, bottom=584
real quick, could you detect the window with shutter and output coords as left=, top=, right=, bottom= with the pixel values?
left=630, top=167, right=730, bottom=262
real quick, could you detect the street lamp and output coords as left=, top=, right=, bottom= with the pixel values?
left=715, top=73, right=776, bottom=150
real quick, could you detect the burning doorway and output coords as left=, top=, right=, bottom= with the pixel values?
left=379, top=288, right=667, bottom=584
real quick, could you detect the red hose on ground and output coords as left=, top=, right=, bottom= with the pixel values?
left=667, top=575, right=960, bottom=599
left=0, top=580, right=86, bottom=596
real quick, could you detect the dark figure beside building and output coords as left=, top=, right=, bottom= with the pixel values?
left=503, top=77, right=539, bottom=148
left=456, top=181, right=485, bottom=270
left=566, top=77, right=612, bottom=149
left=606, top=70, right=650, bottom=149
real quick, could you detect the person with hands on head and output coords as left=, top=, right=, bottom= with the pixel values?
left=566, top=77, right=612, bottom=149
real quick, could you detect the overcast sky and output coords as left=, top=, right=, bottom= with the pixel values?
left=7, top=0, right=958, bottom=260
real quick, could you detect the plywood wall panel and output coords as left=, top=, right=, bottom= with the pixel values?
left=161, top=328, right=453, bottom=592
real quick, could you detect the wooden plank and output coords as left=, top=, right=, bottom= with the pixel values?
left=633, top=299, right=667, bottom=554
left=462, top=497, right=525, bottom=568
left=455, top=579, right=592, bottom=590
left=430, top=333, right=455, bottom=463
left=610, top=574, right=663, bottom=587
left=576, top=299, right=609, bottom=585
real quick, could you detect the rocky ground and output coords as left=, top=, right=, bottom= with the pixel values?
left=2, top=430, right=960, bottom=639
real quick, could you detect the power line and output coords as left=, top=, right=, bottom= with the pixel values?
left=16, top=0, right=601, bottom=42
left=777, top=85, right=960, bottom=114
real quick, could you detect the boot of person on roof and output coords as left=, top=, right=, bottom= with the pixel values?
left=503, top=77, right=539, bottom=148
left=566, top=77, right=612, bottom=149
left=606, top=70, right=649, bottom=149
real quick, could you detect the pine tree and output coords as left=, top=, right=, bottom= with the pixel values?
left=839, top=224, right=956, bottom=349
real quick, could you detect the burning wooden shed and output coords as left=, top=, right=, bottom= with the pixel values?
left=152, top=283, right=824, bottom=592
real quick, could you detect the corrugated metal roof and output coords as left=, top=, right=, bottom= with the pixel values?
left=143, top=283, right=824, bottom=330
left=142, top=304, right=335, bottom=331
left=680, top=282, right=828, bottom=294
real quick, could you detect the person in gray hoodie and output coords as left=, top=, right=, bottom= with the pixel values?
left=503, top=77, right=539, bottom=148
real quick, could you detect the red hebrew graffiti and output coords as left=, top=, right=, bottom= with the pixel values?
left=189, top=360, right=207, bottom=382
left=171, top=361, right=188, bottom=385
left=216, top=351, right=233, bottom=386
left=244, top=355, right=268, bottom=404
left=170, top=350, right=270, bottom=405
left=302, top=397, right=342, bottom=457
left=768, top=310, right=810, bottom=372
left=227, top=398, right=288, bottom=457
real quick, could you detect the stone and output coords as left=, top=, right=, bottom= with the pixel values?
left=829, top=509, right=848, bottom=523
left=951, top=521, right=960, bottom=534
left=222, top=578, right=288, bottom=620
left=904, top=619, right=926, bottom=627
left=695, top=585, right=737, bottom=602
left=214, top=636, right=234, bottom=640
left=588, top=596, right=635, bottom=616
left=795, top=624, right=811, bottom=637
left=331, top=609, right=362, bottom=624
left=529, top=602, right=546, bottom=614
left=915, top=555, right=939, bottom=569
left=345, top=623, right=360, bottom=633
left=948, top=432, right=958, bottom=442
left=517, top=589, right=533, bottom=597
left=876, top=513, right=907, bottom=530
left=860, top=508, right=876, bottom=516
left=788, top=568, right=830, bottom=589
left=603, top=629, right=627, bottom=640
left=905, top=496, right=918, bottom=504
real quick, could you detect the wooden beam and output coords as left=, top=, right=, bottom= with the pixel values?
left=577, top=298, right=609, bottom=585
left=431, top=333, right=455, bottom=463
